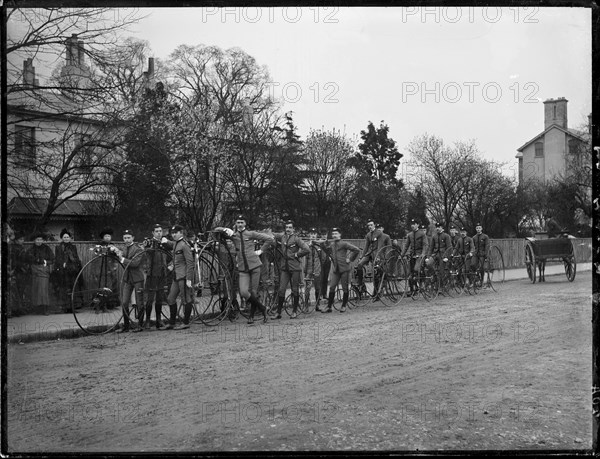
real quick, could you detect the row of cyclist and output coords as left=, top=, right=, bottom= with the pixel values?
left=193, top=217, right=505, bottom=326
left=70, top=217, right=505, bottom=333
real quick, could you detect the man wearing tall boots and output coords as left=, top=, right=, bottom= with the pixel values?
left=355, top=219, right=381, bottom=295
left=273, top=220, right=309, bottom=319
left=136, top=224, right=169, bottom=331
left=161, top=225, right=195, bottom=330
left=469, top=223, right=489, bottom=286
left=305, top=228, right=327, bottom=312
left=426, top=222, right=453, bottom=280
left=214, top=215, right=274, bottom=324
left=401, top=219, right=430, bottom=297
left=318, top=228, right=360, bottom=313
left=116, top=230, right=145, bottom=333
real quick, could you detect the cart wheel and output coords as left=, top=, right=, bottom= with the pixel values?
left=564, top=243, right=577, bottom=282
left=525, top=243, right=536, bottom=284
left=71, top=254, right=125, bottom=334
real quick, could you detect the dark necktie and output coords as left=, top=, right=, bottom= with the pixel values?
left=239, top=231, right=250, bottom=272
left=334, top=241, right=339, bottom=271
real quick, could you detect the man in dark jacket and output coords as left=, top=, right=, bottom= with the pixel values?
left=139, top=224, right=170, bottom=330
left=545, top=214, right=562, bottom=238
left=214, top=215, right=274, bottom=324
left=116, top=229, right=145, bottom=333
left=469, top=223, right=489, bottom=282
left=161, top=225, right=196, bottom=330
left=427, top=222, right=453, bottom=275
left=318, top=228, right=360, bottom=314
left=454, top=227, right=473, bottom=257
left=401, top=219, right=429, bottom=296
left=355, top=220, right=381, bottom=293
left=449, top=225, right=459, bottom=248
left=305, top=228, right=327, bottom=312
left=273, top=220, right=309, bottom=319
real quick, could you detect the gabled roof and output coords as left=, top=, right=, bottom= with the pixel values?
left=7, top=87, right=118, bottom=125
left=516, top=124, right=587, bottom=152
left=8, top=197, right=111, bottom=219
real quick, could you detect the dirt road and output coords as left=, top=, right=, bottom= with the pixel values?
left=7, top=273, right=591, bottom=452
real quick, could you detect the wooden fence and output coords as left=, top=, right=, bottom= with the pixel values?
left=19, top=237, right=592, bottom=274
left=11, top=237, right=592, bottom=314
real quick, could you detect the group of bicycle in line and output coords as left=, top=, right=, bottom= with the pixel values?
left=103, top=215, right=491, bottom=332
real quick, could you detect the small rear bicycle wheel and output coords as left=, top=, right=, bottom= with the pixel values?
left=486, top=246, right=505, bottom=292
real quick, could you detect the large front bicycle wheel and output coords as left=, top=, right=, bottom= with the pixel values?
left=191, top=251, right=233, bottom=326
left=525, top=242, right=536, bottom=284
left=71, top=253, right=124, bottom=334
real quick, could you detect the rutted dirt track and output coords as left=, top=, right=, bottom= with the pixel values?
left=7, top=273, right=591, bottom=452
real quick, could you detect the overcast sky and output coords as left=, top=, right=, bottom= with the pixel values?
left=11, top=6, right=591, bottom=180
left=127, top=6, right=591, bottom=179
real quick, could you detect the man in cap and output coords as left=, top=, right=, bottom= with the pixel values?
left=453, top=227, right=473, bottom=284
left=116, top=229, right=145, bottom=333
left=318, top=227, right=360, bottom=313
left=355, top=219, right=383, bottom=294
left=370, top=223, right=392, bottom=300
left=426, top=222, right=453, bottom=276
left=449, top=225, right=459, bottom=248
left=304, top=228, right=327, bottom=312
left=454, top=227, right=473, bottom=258
left=138, top=223, right=170, bottom=330
left=214, top=215, right=274, bottom=324
left=545, top=214, right=562, bottom=238
left=160, top=225, right=196, bottom=330
left=469, top=223, right=489, bottom=284
left=401, top=219, right=429, bottom=296
left=273, top=220, right=309, bottom=319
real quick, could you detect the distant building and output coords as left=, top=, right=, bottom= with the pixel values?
left=515, top=97, right=588, bottom=185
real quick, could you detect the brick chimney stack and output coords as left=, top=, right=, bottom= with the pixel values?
left=61, top=33, right=91, bottom=88
left=23, top=58, right=39, bottom=86
left=543, top=97, right=568, bottom=130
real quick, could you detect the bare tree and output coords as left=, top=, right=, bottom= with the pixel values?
left=7, top=118, right=124, bottom=230
left=302, top=128, right=359, bottom=230
left=456, top=158, right=519, bottom=236
left=162, top=43, right=285, bottom=229
left=406, top=134, right=477, bottom=226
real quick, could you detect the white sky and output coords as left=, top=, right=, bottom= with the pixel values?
left=10, top=6, right=592, bottom=180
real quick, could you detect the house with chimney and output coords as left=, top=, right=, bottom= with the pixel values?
left=7, top=34, right=155, bottom=240
left=515, top=97, right=589, bottom=185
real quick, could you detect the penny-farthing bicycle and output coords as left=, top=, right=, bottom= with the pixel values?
left=71, top=245, right=125, bottom=334
left=371, top=244, right=404, bottom=306
left=191, top=237, right=237, bottom=326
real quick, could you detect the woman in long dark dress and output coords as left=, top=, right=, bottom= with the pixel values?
left=54, top=228, right=84, bottom=312
left=26, top=233, right=54, bottom=315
